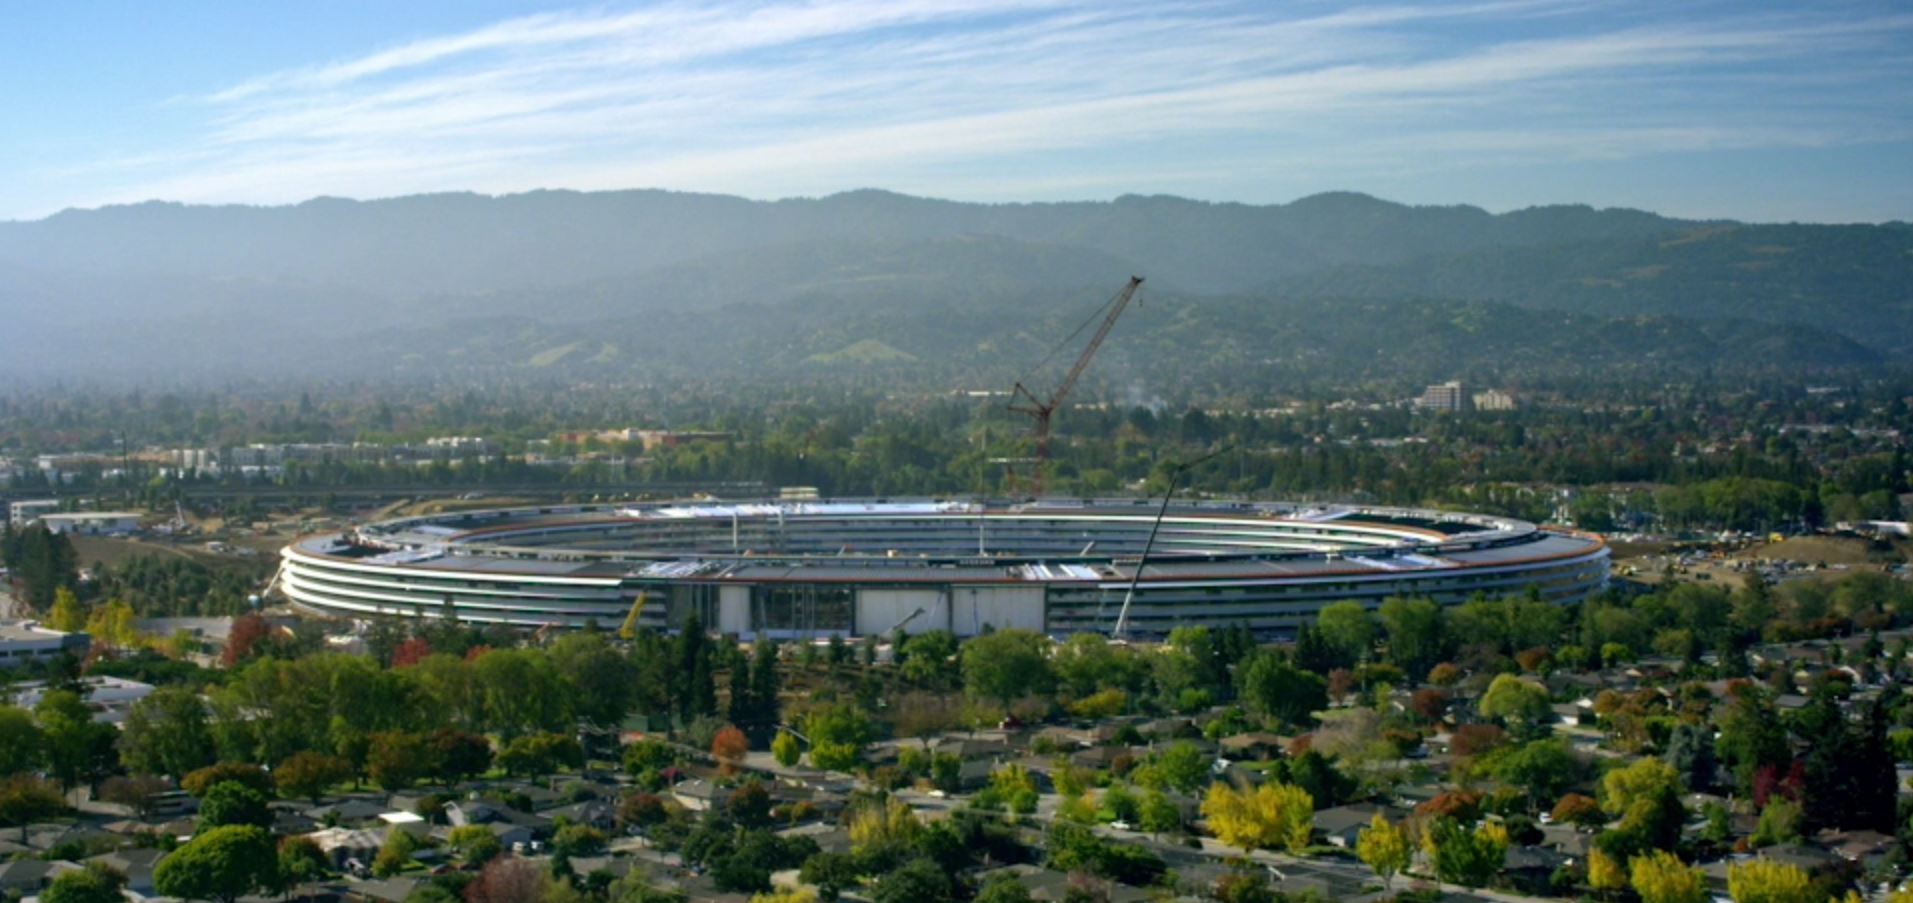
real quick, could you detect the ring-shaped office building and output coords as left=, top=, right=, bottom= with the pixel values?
left=278, top=499, right=1608, bottom=639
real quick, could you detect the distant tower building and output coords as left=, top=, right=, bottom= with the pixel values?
left=1472, top=389, right=1517, bottom=411
left=1417, top=381, right=1468, bottom=412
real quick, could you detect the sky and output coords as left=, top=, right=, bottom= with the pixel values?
left=4, top=0, right=1911, bottom=223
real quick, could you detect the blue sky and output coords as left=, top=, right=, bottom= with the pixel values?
left=4, top=0, right=1911, bottom=222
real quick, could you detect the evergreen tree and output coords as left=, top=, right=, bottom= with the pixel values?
left=1291, top=624, right=1345, bottom=674
left=1664, top=723, right=1718, bottom=792
left=673, top=616, right=717, bottom=721
left=1802, top=696, right=1897, bottom=833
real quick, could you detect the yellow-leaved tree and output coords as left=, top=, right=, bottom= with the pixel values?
left=46, top=587, right=84, bottom=633
left=1355, top=813, right=1410, bottom=889
left=848, top=797, right=921, bottom=853
left=84, top=599, right=141, bottom=649
left=1726, top=859, right=1816, bottom=903
left=1630, top=850, right=1706, bottom=903
left=749, top=889, right=818, bottom=903
left=1201, top=781, right=1313, bottom=856
left=1588, top=849, right=1628, bottom=899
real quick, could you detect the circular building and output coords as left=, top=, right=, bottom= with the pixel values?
left=277, top=499, right=1608, bottom=639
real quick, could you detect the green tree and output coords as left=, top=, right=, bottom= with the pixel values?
left=154, top=824, right=278, bottom=903
left=1154, top=740, right=1212, bottom=794
left=42, top=863, right=126, bottom=903
left=1355, top=814, right=1410, bottom=890
left=802, top=703, right=872, bottom=772
left=276, top=836, right=330, bottom=891
left=1379, top=597, right=1446, bottom=679
left=473, top=649, right=569, bottom=739
left=1422, top=818, right=1508, bottom=888
left=1316, top=601, right=1377, bottom=665
left=275, top=751, right=352, bottom=804
left=36, top=691, right=119, bottom=791
left=870, top=857, right=955, bottom=903
left=0, top=706, right=43, bottom=775
left=974, top=873, right=1035, bottom=903
left=1716, top=688, right=1787, bottom=796
left=1478, top=674, right=1552, bottom=737
left=371, top=829, right=419, bottom=878
left=899, top=631, right=959, bottom=687
left=497, top=732, right=583, bottom=778
left=0, top=774, right=65, bottom=841
left=198, top=780, right=272, bottom=830
left=960, top=630, right=1054, bottom=704
left=771, top=731, right=801, bottom=768
left=1663, top=722, right=1717, bottom=792
left=181, top=762, right=272, bottom=798
left=1138, top=790, right=1183, bottom=835
left=1236, top=653, right=1327, bottom=727
left=449, top=825, right=504, bottom=867
left=549, top=631, right=638, bottom=727
left=1493, top=739, right=1577, bottom=810
left=1601, top=758, right=1686, bottom=853
left=120, top=687, right=217, bottom=778
left=1752, top=798, right=1803, bottom=848
left=367, top=731, right=435, bottom=791
left=672, top=615, right=718, bottom=722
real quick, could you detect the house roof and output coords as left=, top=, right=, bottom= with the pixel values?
left=1314, top=803, right=1406, bottom=835
left=347, top=877, right=421, bottom=903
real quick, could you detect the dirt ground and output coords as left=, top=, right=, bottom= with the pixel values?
left=71, top=535, right=227, bottom=570
left=1748, top=535, right=1909, bottom=566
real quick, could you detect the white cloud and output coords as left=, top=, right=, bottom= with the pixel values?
left=34, top=0, right=1913, bottom=216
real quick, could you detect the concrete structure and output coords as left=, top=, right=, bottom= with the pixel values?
left=12, top=675, right=154, bottom=723
left=38, top=511, right=141, bottom=535
left=1473, top=389, right=1518, bottom=411
left=0, top=620, right=90, bottom=667
left=1417, top=381, right=1469, bottom=412
left=8, top=499, right=59, bottom=526
left=279, top=499, right=1609, bottom=640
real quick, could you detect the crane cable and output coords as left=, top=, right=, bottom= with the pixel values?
left=1014, top=283, right=1131, bottom=395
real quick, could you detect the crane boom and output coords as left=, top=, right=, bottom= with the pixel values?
left=1008, top=276, right=1144, bottom=495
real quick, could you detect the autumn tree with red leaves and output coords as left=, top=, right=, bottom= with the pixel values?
left=391, top=638, right=432, bottom=668
left=711, top=726, right=748, bottom=775
left=464, top=856, right=546, bottom=903
left=222, top=614, right=270, bottom=668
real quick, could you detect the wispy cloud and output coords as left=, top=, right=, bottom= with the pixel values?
left=34, top=0, right=1913, bottom=217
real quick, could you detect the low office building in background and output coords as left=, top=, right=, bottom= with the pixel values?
left=38, top=511, right=142, bottom=535
left=8, top=499, right=60, bottom=526
left=0, top=621, right=90, bottom=667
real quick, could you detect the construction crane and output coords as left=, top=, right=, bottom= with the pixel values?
left=1008, top=276, right=1144, bottom=496
left=1111, top=444, right=1233, bottom=642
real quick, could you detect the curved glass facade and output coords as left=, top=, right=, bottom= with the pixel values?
left=278, top=499, right=1610, bottom=638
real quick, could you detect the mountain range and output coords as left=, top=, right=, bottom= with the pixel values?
left=0, top=188, right=1905, bottom=385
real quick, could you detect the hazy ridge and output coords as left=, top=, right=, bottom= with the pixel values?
left=0, top=188, right=1904, bottom=384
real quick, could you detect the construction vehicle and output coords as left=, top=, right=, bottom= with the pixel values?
left=618, top=591, right=659, bottom=640
left=1008, top=276, right=1144, bottom=496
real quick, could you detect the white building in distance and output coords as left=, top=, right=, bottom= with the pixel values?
left=0, top=621, right=90, bottom=668
left=39, top=511, right=142, bottom=535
